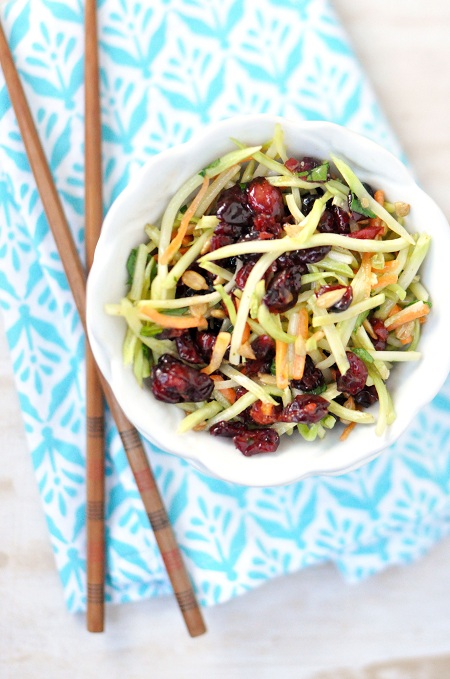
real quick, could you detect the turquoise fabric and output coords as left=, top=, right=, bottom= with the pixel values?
left=0, top=0, right=449, bottom=613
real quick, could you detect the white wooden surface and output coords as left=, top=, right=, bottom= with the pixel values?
left=1, top=1, right=450, bottom=677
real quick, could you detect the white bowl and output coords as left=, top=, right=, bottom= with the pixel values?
left=86, top=115, right=450, bottom=487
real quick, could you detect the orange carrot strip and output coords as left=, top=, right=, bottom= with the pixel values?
left=140, top=306, right=207, bottom=329
left=372, top=273, right=398, bottom=290
left=388, top=304, right=402, bottom=317
left=374, top=190, right=385, bottom=205
left=160, top=176, right=209, bottom=265
left=210, top=375, right=236, bottom=404
left=399, top=336, right=413, bottom=345
left=385, top=305, right=430, bottom=331
left=241, top=322, right=250, bottom=346
left=340, top=421, right=356, bottom=441
left=292, top=308, right=308, bottom=380
left=275, top=340, right=289, bottom=390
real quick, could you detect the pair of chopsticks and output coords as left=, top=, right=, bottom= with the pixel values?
left=0, top=2, right=206, bottom=638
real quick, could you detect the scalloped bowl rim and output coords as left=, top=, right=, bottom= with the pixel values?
left=86, top=115, right=450, bottom=487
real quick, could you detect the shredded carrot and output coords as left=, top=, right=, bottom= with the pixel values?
left=388, top=304, right=402, bottom=317
left=160, top=176, right=209, bottom=265
left=140, top=306, right=207, bottom=329
left=241, top=322, right=251, bottom=346
left=372, top=273, right=398, bottom=290
left=340, top=421, right=356, bottom=441
left=419, top=316, right=428, bottom=325
left=400, top=336, right=413, bottom=345
left=374, top=190, right=385, bottom=205
left=385, top=304, right=430, bottom=331
left=210, top=375, right=237, bottom=404
left=201, top=331, right=231, bottom=375
left=292, top=308, right=308, bottom=380
left=275, top=340, right=289, bottom=390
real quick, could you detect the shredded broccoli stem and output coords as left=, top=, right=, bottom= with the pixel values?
left=199, top=234, right=410, bottom=264
left=206, top=391, right=259, bottom=428
left=331, top=155, right=415, bottom=245
left=155, top=173, right=205, bottom=293
left=161, top=229, right=214, bottom=290
left=312, top=293, right=385, bottom=327
left=229, top=251, right=280, bottom=364
left=367, top=364, right=395, bottom=435
left=257, top=305, right=296, bottom=344
left=215, top=284, right=237, bottom=325
left=327, top=401, right=375, bottom=424
left=220, top=364, right=278, bottom=405
left=195, top=165, right=241, bottom=217
left=177, top=401, right=223, bottom=434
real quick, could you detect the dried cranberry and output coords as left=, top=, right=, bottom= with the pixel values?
left=347, top=225, right=383, bottom=239
left=253, top=214, right=283, bottom=237
left=280, top=394, right=329, bottom=423
left=263, top=270, right=299, bottom=313
left=316, top=284, right=353, bottom=312
left=233, top=428, right=280, bottom=456
left=298, top=156, right=320, bottom=172
left=214, top=221, right=243, bottom=239
left=157, top=328, right=187, bottom=339
left=209, top=421, right=247, bottom=438
left=317, top=206, right=350, bottom=235
left=354, top=385, right=379, bottom=408
left=249, top=401, right=282, bottom=425
left=336, top=351, right=368, bottom=395
left=175, top=334, right=203, bottom=364
left=247, top=177, right=284, bottom=220
left=285, top=245, right=331, bottom=265
left=302, top=193, right=317, bottom=215
left=239, top=358, right=272, bottom=377
left=291, top=355, right=325, bottom=392
left=362, top=182, right=375, bottom=197
left=208, top=233, right=233, bottom=252
left=195, top=331, right=217, bottom=362
left=317, top=208, right=335, bottom=233
left=370, top=318, right=389, bottom=351
left=216, top=185, right=252, bottom=226
left=284, top=157, right=301, bottom=172
left=334, top=206, right=351, bottom=234
left=235, top=260, right=257, bottom=290
left=251, top=335, right=276, bottom=361
left=150, top=354, right=214, bottom=403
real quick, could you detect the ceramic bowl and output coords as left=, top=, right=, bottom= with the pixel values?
left=86, top=115, right=450, bottom=486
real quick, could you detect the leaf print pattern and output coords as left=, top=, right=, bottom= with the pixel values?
left=0, top=0, right=448, bottom=615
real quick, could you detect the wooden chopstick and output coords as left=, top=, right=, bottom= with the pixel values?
left=85, top=0, right=105, bottom=633
left=0, top=20, right=207, bottom=638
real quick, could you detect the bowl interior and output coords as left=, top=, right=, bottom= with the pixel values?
left=87, top=115, right=450, bottom=486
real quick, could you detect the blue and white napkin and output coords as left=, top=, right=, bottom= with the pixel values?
left=0, top=0, right=449, bottom=613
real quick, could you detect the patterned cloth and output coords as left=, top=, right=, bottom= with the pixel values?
left=0, top=0, right=449, bottom=614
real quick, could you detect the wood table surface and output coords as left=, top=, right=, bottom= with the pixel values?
left=1, top=1, right=449, bottom=677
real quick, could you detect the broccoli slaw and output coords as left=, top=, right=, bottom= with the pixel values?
left=106, top=124, right=431, bottom=456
